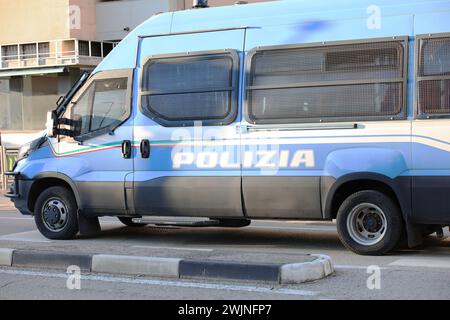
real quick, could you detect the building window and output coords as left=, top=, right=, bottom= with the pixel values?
left=1, top=45, right=18, bottom=62
left=103, top=43, right=114, bottom=57
left=38, top=42, right=50, bottom=59
left=417, top=35, right=450, bottom=116
left=91, top=42, right=102, bottom=57
left=246, top=39, right=407, bottom=124
left=141, top=51, right=239, bottom=127
left=79, top=41, right=90, bottom=56
left=20, top=43, right=37, bottom=60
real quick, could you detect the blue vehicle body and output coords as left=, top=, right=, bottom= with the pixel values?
left=7, top=0, right=450, bottom=250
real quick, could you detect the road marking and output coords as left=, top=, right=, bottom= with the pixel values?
left=389, top=258, right=450, bottom=269
left=334, top=265, right=389, bottom=270
left=0, top=231, right=51, bottom=243
left=0, top=217, right=33, bottom=221
left=0, top=268, right=318, bottom=297
left=132, top=245, right=213, bottom=252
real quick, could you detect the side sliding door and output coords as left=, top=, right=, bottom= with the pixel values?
left=133, top=29, right=245, bottom=217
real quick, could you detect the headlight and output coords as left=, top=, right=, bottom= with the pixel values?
left=18, top=142, right=32, bottom=160
left=17, top=136, right=46, bottom=160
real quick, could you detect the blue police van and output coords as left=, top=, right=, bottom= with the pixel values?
left=5, top=0, right=450, bottom=255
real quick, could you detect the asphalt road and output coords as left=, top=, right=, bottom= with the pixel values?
left=0, top=208, right=449, bottom=300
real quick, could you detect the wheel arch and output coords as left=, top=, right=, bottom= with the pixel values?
left=27, top=173, right=82, bottom=214
left=322, top=172, right=411, bottom=221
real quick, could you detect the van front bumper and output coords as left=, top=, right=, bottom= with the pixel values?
left=4, top=172, right=33, bottom=216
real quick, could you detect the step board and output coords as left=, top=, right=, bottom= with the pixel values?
left=133, top=216, right=221, bottom=227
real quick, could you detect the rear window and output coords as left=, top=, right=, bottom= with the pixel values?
left=417, top=36, right=450, bottom=116
left=246, top=39, right=407, bottom=124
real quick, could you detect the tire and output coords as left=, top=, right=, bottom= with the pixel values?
left=34, top=186, right=79, bottom=240
left=336, top=190, right=403, bottom=256
left=118, top=217, right=148, bottom=227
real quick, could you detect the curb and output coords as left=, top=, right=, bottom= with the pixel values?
left=280, top=254, right=334, bottom=284
left=13, top=250, right=92, bottom=271
left=92, top=254, right=181, bottom=278
left=0, top=248, right=334, bottom=284
left=0, top=248, right=14, bottom=266
left=180, top=260, right=281, bottom=282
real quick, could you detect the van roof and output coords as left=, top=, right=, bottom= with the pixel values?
left=170, top=0, right=447, bottom=32
left=95, top=0, right=450, bottom=73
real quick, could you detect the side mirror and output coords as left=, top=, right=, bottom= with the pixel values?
left=45, top=111, right=56, bottom=138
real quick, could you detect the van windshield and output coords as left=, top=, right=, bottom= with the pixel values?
left=55, top=71, right=90, bottom=117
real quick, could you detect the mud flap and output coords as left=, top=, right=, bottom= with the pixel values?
left=77, top=210, right=101, bottom=236
left=405, top=221, right=424, bottom=248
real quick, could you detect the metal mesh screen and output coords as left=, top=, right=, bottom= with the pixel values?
left=251, top=83, right=403, bottom=120
left=418, top=80, right=450, bottom=114
left=144, top=92, right=231, bottom=121
left=419, top=38, right=450, bottom=77
left=248, top=40, right=405, bottom=123
left=418, top=37, right=450, bottom=115
left=141, top=54, right=235, bottom=125
left=143, top=57, right=233, bottom=92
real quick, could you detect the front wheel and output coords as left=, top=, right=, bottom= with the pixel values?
left=336, top=190, right=403, bottom=256
left=34, top=186, right=79, bottom=240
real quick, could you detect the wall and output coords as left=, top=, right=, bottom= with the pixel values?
left=69, top=0, right=97, bottom=40
left=0, top=0, right=71, bottom=44
left=96, top=0, right=173, bottom=41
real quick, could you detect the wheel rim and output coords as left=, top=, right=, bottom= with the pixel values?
left=41, top=198, right=68, bottom=232
left=346, top=203, right=387, bottom=246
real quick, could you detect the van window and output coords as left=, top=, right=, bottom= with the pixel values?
left=70, top=77, right=128, bottom=136
left=141, top=52, right=238, bottom=127
left=417, top=36, right=450, bottom=116
left=247, top=40, right=406, bottom=124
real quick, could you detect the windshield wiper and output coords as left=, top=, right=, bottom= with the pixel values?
left=55, top=71, right=90, bottom=117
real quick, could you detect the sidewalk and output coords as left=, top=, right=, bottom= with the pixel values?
left=0, top=191, right=13, bottom=210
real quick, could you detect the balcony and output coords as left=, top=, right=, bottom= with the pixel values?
left=0, top=39, right=117, bottom=70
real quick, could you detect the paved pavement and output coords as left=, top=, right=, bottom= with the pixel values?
left=0, top=195, right=449, bottom=300
left=0, top=191, right=12, bottom=210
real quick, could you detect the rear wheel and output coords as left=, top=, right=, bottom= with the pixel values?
left=34, top=186, right=79, bottom=240
left=336, top=190, right=403, bottom=256
left=118, top=217, right=148, bottom=227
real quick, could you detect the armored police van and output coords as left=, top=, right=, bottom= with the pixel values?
left=5, top=0, right=450, bottom=255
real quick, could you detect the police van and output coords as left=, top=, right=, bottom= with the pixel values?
left=5, top=0, right=450, bottom=255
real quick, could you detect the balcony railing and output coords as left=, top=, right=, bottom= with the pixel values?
left=0, top=39, right=118, bottom=70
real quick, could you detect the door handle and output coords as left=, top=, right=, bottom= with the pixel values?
left=122, top=140, right=132, bottom=159
left=140, top=139, right=150, bottom=159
